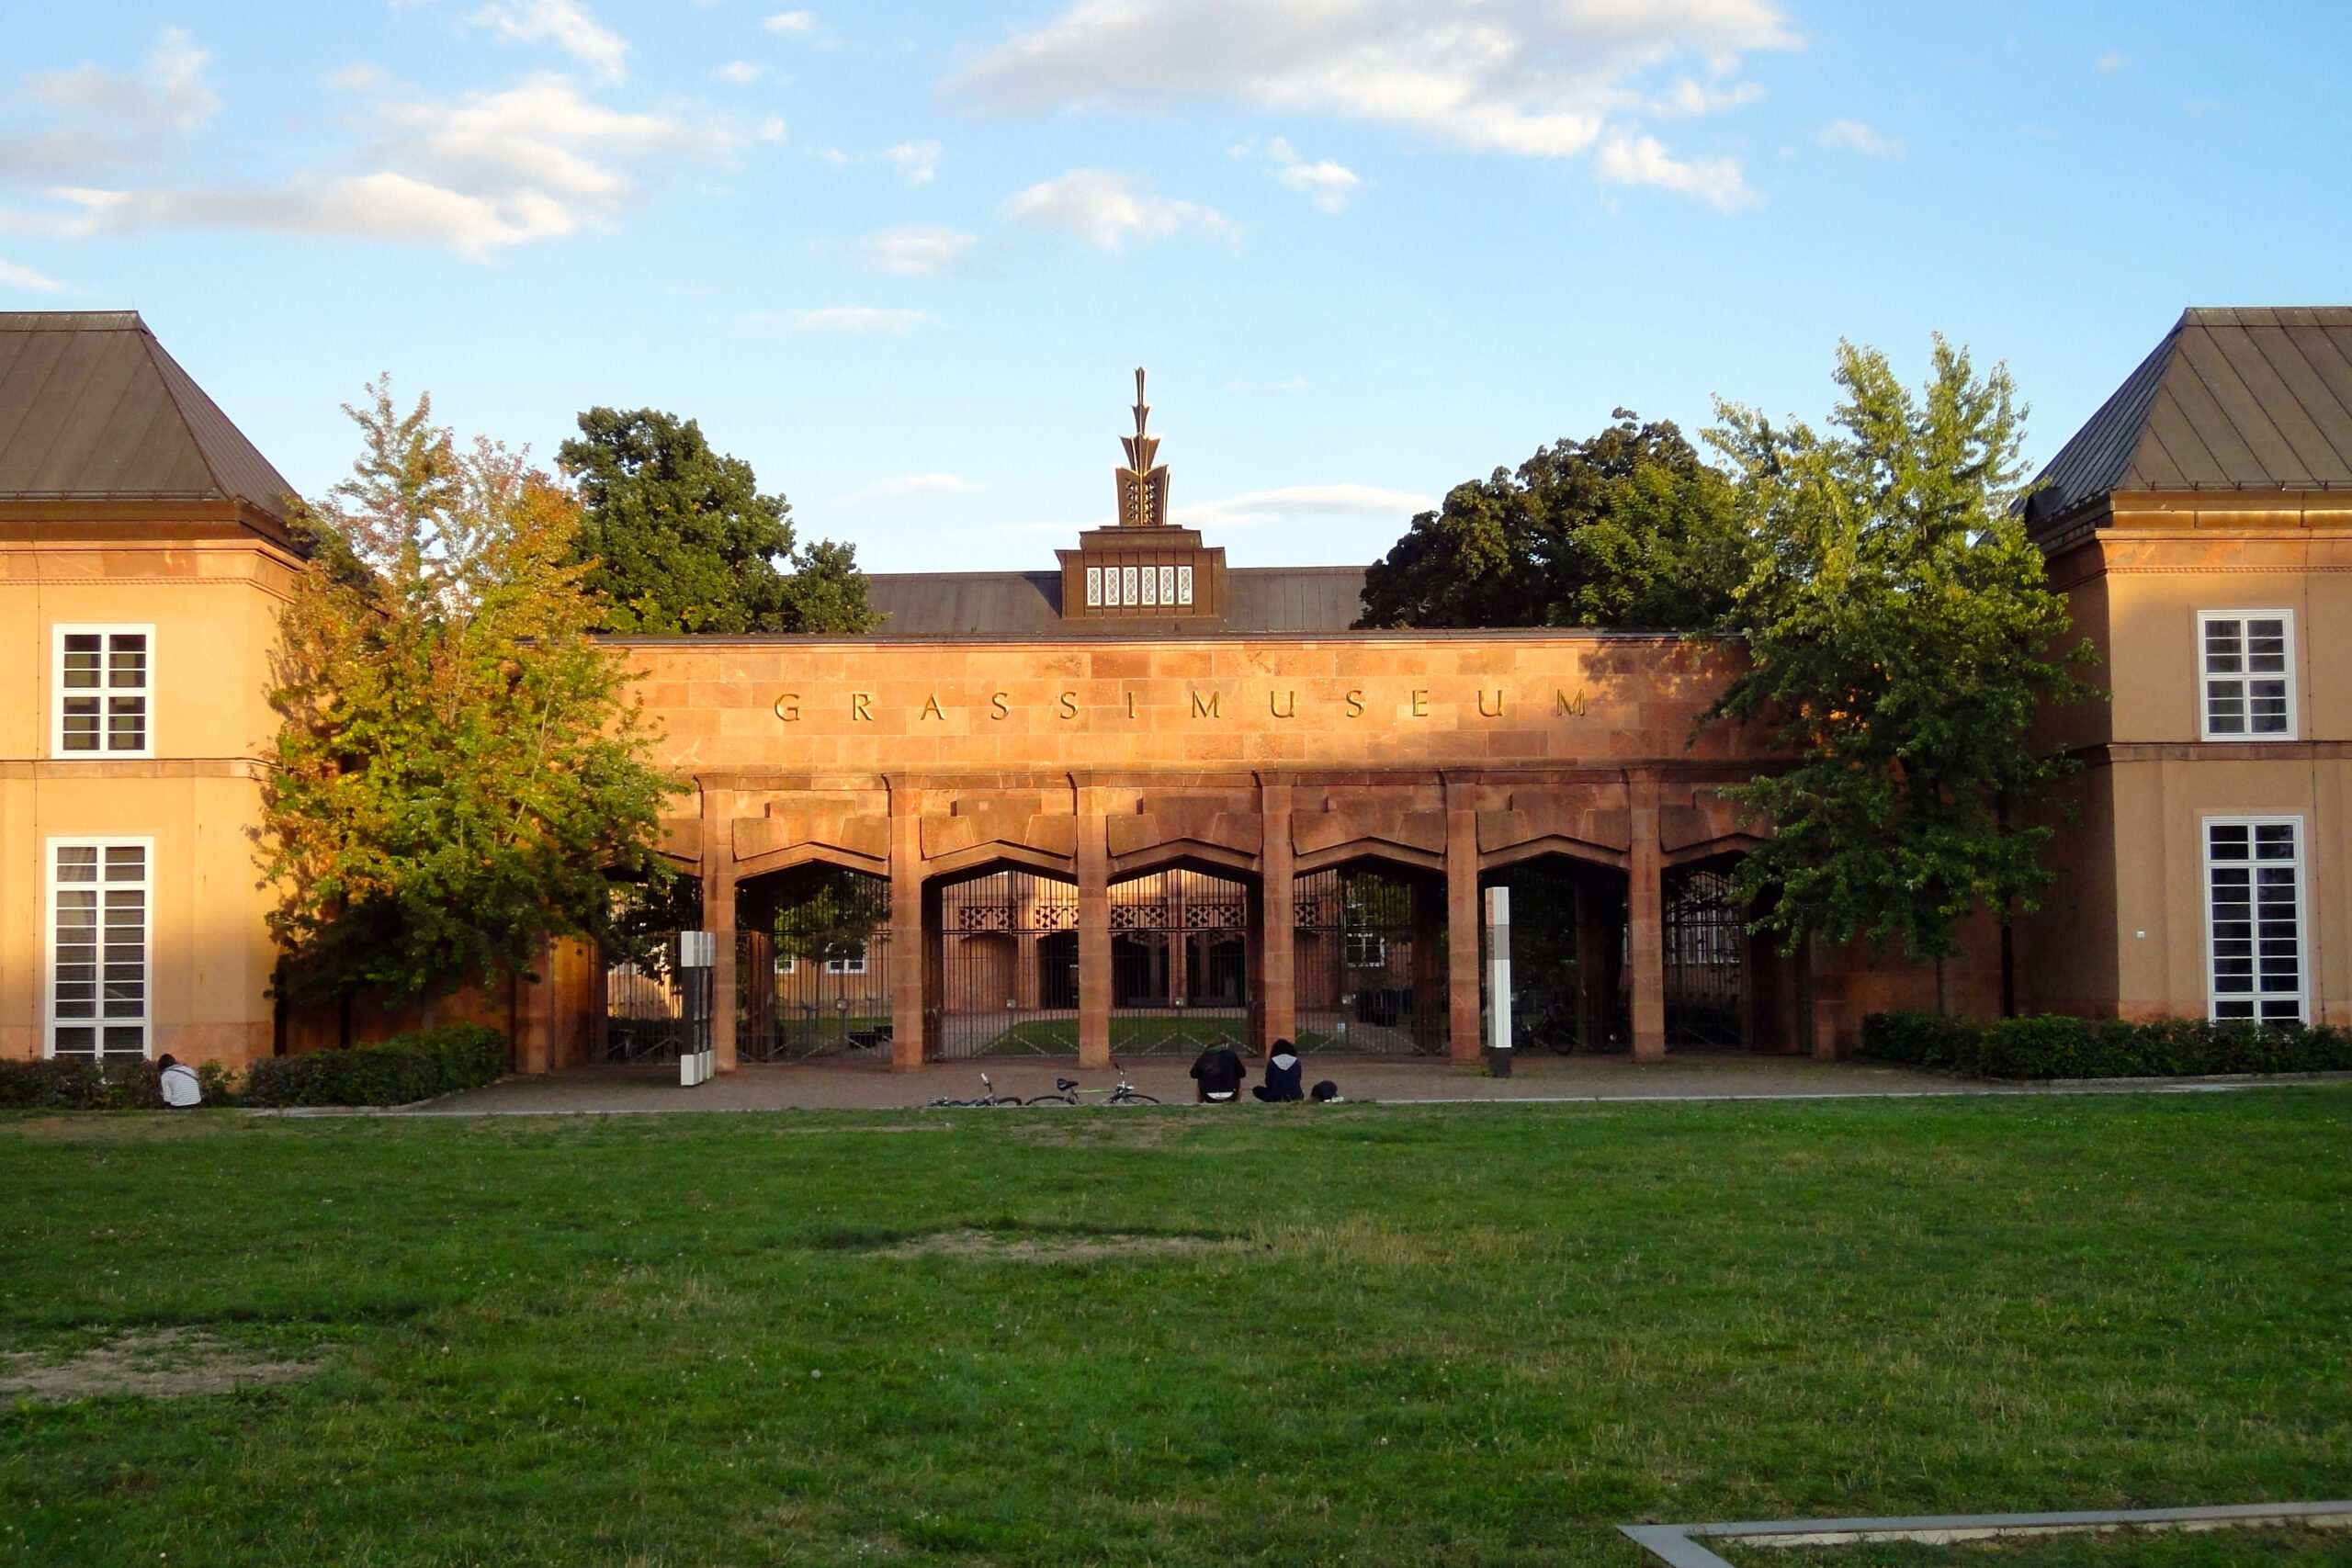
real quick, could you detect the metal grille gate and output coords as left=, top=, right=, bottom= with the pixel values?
left=1663, top=864, right=1745, bottom=1047
left=603, top=934, right=704, bottom=1063
left=739, top=868, right=894, bottom=1062
left=937, top=871, right=1079, bottom=1057
left=1109, top=869, right=1250, bottom=1054
left=1295, top=868, right=1436, bottom=1054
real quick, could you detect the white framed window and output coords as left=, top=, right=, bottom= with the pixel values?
left=1140, top=564, right=1159, bottom=606
left=1344, top=930, right=1388, bottom=969
left=2203, top=817, right=2306, bottom=1026
left=1085, top=567, right=1102, bottom=607
left=53, top=625, right=154, bottom=758
left=1158, top=565, right=1175, bottom=604
left=47, top=837, right=153, bottom=1060
left=2199, top=611, right=2295, bottom=740
left=1177, top=564, right=1194, bottom=605
left=1122, top=565, right=1138, bottom=604
left=825, top=949, right=868, bottom=976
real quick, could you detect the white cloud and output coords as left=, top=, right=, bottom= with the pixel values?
left=763, top=10, right=819, bottom=35
left=1815, top=118, right=1902, bottom=157
left=764, top=306, right=925, bottom=332
left=0, top=258, right=62, bottom=292
left=468, top=0, right=631, bottom=82
left=957, top=0, right=1793, bottom=205
left=2095, top=52, right=2133, bottom=74
left=1170, top=483, right=1435, bottom=532
left=2, top=61, right=741, bottom=256
left=843, top=472, right=989, bottom=503
left=1594, top=132, right=1752, bottom=209
left=883, top=140, right=941, bottom=185
left=860, top=223, right=976, bottom=276
left=1243, top=136, right=1361, bottom=212
left=1003, top=169, right=1231, bottom=247
left=1, top=29, right=220, bottom=181
left=712, top=61, right=766, bottom=85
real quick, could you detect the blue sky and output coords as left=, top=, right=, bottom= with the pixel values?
left=3, top=1, right=2346, bottom=572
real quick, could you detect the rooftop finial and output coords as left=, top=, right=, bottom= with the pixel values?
left=1115, top=367, right=1169, bottom=526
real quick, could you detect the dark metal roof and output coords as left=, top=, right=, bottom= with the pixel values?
left=2026, top=307, right=2352, bottom=536
left=0, top=310, right=297, bottom=525
left=866, top=565, right=1369, bottom=637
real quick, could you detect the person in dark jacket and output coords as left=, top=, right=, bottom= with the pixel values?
left=1189, top=1043, right=1246, bottom=1102
left=1253, top=1040, right=1305, bottom=1101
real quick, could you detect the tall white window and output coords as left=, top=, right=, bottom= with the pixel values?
left=48, top=838, right=153, bottom=1060
left=54, top=625, right=153, bottom=757
left=2204, top=818, right=2305, bottom=1025
left=2199, top=611, right=2294, bottom=740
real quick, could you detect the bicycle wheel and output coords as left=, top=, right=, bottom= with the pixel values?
left=1024, top=1093, right=1078, bottom=1106
left=1111, top=1092, right=1159, bottom=1106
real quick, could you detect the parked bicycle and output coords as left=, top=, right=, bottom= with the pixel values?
left=922, top=1072, right=1024, bottom=1109
left=1078, top=1060, right=1159, bottom=1106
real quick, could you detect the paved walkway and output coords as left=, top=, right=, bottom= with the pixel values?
left=392, top=1051, right=2273, bottom=1115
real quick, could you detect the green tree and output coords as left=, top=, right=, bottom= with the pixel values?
left=262, top=382, right=684, bottom=1024
left=1704, top=338, right=2101, bottom=999
left=558, top=407, right=878, bottom=634
left=1355, top=412, right=1743, bottom=629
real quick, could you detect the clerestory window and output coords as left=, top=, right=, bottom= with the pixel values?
left=2199, top=611, right=2295, bottom=740
left=54, top=625, right=153, bottom=758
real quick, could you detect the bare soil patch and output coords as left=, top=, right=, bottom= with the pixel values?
left=875, top=1227, right=1228, bottom=1264
left=0, top=1329, right=322, bottom=1403
left=0, top=1113, right=238, bottom=1144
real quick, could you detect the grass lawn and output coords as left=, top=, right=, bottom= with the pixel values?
left=2, top=1089, right=2348, bottom=1566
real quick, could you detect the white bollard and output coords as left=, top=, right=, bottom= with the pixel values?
left=1485, top=885, right=1512, bottom=1075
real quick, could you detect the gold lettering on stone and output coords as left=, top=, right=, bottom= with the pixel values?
left=989, top=693, right=1011, bottom=720
left=774, top=694, right=801, bottom=722
left=1057, top=692, right=1080, bottom=719
left=1191, top=690, right=1222, bottom=719
left=921, top=694, right=945, bottom=722
left=1126, top=691, right=1138, bottom=719
left=1409, top=689, right=1430, bottom=717
left=1270, top=690, right=1296, bottom=719
left=852, top=693, right=874, bottom=722
left=1344, top=689, right=1365, bottom=718
left=1554, top=688, right=1589, bottom=716
left=1478, top=689, right=1504, bottom=718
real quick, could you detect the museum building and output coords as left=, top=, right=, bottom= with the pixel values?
left=4, top=309, right=2349, bottom=1074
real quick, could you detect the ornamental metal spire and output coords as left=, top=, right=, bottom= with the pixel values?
left=1114, top=366, right=1170, bottom=527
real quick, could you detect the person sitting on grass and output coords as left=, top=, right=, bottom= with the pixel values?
left=1253, top=1040, right=1304, bottom=1102
left=1189, top=1043, right=1246, bottom=1103
left=156, top=1054, right=203, bottom=1109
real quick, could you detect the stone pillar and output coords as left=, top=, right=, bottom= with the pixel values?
left=888, top=777, right=925, bottom=1071
left=702, top=782, right=739, bottom=1073
left=1445, top=778, right=1482, bottom=1063
left=1628, top=770, right=1666, bottom=1063
left=1258, top=774, right=1295, bottom=1055
left=1077, top=782, right=1112, bottom=1069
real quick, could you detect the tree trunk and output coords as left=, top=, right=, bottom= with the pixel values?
left=1935, top=954, right=1951, bottom=1018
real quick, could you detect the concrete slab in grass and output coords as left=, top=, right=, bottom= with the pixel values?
left=1621, top=1499, right=2352, bottom=1566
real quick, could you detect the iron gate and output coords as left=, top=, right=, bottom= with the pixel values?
left=936, top=871, right=1080, bottom=1057
left=1663, top=864, right=1745, bottom=1047
left=602, top=934, right=713, bottom=1063
left=1295, top=867, right=1434, bottom=1053
left=739, top=868, right=894, bottom=1062
left=1108, top=869, right=1251, bottom=1054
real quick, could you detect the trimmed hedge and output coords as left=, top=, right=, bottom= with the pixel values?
left=1862, top=1009, right=2352, bottom=1080
left=241, top=1024, right=511, bottom=1108
left=0, top=1057, right=166, bottom=1110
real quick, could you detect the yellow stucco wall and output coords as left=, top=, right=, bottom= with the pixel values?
left=0, top=527, right=296, bottom=1064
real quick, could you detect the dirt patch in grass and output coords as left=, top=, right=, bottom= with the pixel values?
left=0, top=1113, right=240, bottom=1143
left=0, top=1329, right=322, bottom=1402
left=875, top=1227, right=1229, bottom=1264
left=999, top=1114, right=1198, bottom=1149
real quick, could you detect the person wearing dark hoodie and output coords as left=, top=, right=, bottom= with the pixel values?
left=1189, top=1043, right=1247, bottom=1102
left=1253, top=1040, right=1305, bottom=1102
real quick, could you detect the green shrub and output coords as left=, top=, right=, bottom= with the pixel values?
left=1861, top=1010, right=2352, bottom=1080
left=242, top=1024, right=510, bottom=1108
left=0, top=1057, right=167, bottom=1110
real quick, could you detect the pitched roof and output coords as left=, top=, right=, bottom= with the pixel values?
left=0, top=310, right=298, bottom=528
left=865, top=566, right=1369, bottom=637
left=2025, top=307, right=2352, bottom=535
